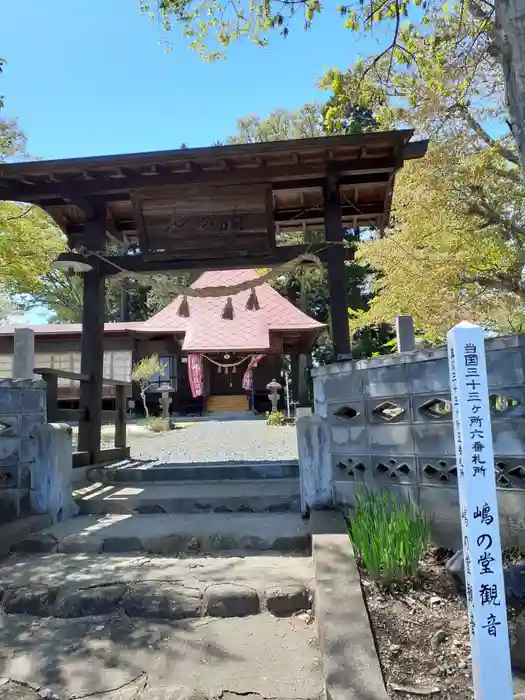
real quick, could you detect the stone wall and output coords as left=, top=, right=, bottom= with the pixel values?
left=0, top=379, right=46, bottom=523
left=306, top=334, right=525, bottom=548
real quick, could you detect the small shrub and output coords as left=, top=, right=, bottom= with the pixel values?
left=147, top=417, right=171, bottom=433
left=347, top=486, right=431, bottom=586
left=266, top=411, right=286, bottom=426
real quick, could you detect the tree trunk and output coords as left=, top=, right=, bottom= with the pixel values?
left=495, top=0, right=525, bottom=175
left=141, top=389, right=149, bottom=418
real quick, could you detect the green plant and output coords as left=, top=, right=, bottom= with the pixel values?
left=131, top=355, right=167, bottom=418
left=266, top=411, right=286, bottom=426
left=146, top=416, right=171, bottom=432
left=347, top=486, right=431, bottom=586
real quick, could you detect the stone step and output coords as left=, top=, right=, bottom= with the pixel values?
left=0, top=553, right=321, bottom=700
left=0, top=552, right=314, bottom=620
left=16, top=512, right=310, bottom=555
left=88, top=459, right=300, bottom=484
left=75, top=479, right=301, bottom=515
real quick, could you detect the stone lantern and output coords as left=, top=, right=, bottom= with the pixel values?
left=157, top=382, right=174, bottom=425
left=266, top=378, right=282, bottom=413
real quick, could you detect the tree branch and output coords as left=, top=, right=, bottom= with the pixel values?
left=3, top=205, right=35, bottom=222
left=466, top=189, right=525, bottom=239
left=463, top=272, right=524, bottom=296
left=457, top=104, right=520, bottom=165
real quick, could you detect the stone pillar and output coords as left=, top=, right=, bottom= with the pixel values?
left=296, top=414, right=333, bottom=515
left=395, top=315, right=416, bottom=352
left=0, top=378, right=46, bottom=524
left=13, top=328, right=35, bottom=379
left=31, top=423, right=79, bottom=523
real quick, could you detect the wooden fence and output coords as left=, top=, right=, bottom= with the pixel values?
left=35, top=367, right=131, bottom=468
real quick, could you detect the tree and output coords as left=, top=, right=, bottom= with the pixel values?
left=0, top=202, right=65, bottom=312
left=132, top=355, right=167, bottom=418
left=226, top=105, right=323, bottom=143
left=352, top=143, right=525, bottom=343
left=138, top=0, right=525, bottom=179
left=20, top=268, right=196, bottom=324
left=323, top=12, right=525, bottom=341
left=0, top=117, right=66, bottom=318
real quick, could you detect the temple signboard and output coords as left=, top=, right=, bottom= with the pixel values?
left=447, top=321, right=513, bottom=700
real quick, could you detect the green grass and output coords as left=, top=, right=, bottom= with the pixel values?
left=347, top=486, right=432, bottom=586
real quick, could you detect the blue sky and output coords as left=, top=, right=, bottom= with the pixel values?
left=1, top=0, right=383, bottom=322
left=0, top=0, right=383, bottom=160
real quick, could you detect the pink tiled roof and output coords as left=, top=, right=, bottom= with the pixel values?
left=143, top=269, right=325, bottom=352
left=0, top=270, right=325, bottom=352
left=0, top=321, right=141, bottom=336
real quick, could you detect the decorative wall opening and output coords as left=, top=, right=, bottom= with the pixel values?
left=422, top=460, right=458, bottom=483
left=375, top=459, right=412, bottom=479
left=489, top=395, right=520, bottom=413
left=495, top=460, right=525, bottom=487
left=333, top=406, right=359, bottom=420
left=372, top=401, right=405, bottom=421
left=0, top=469, right=15, bottom=489
left=336, top=458, right=365, bottom=477
left=419, top=398, right=452, bottom=419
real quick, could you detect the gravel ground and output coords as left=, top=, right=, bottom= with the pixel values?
left=128, top=419, right=298, bottom=463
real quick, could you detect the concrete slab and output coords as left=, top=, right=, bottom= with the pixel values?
left=0, top=613, right=323, bottom=700
left=90, top=460, right=300, bottom=484
left=74, top=480, right=301, bottom=515
left=0, top=553, right=315, bottom=591
left=0, top=515, right=52, bottom=560
left=311, top=511, right=388, bottom=700
left=15, top=513, right=311, bottom=555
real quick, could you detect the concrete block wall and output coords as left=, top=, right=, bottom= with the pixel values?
left=0, top=378, right=46, bottom=523
left=310, top=335, right=525, bottom=548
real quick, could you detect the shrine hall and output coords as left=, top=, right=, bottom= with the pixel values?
left=0, top=267, right=325, bottom=415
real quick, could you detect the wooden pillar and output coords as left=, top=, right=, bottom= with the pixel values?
left=119, top=281, right=129, bottom=322
left=114, top=384, right=127, bottom=449
left=77, top=209, right=106, bottom=464
left=290, top=354, right=299, bottom=403
left=323, top=173, right=351, bottom=361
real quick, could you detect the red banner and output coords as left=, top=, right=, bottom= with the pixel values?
left=188, top=354, right=204, bottom=398
left=242, top=354, right=265, bottom=392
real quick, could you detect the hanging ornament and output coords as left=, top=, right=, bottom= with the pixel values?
left=177, top=295, right=190, bottom=317
left=221, top=297, right=234, bottom=320
left=217, top=365, right=222, bottom=374
left=245, top=287, right=260, bottom=311
left=232, top=366, right=237, bottom=373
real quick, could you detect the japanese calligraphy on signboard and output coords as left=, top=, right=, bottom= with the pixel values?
left=447, top=322, right=512, bottom=700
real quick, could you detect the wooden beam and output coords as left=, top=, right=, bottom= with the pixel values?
left=323, top=172, right=351, bottom=361
left=272, top=172, right=390, bottom=191
left=40, top=192, right=131, bottom=208
left=34, top=368, right=90, bottom=381
left=274, top=202, right=384, bottom=222
left=265, top=186, right=276, bottom=248
left=0, top=157, right=399, bottom=204
left=58, top=243, right=354, bottom=277
left=106, top=210, right=129, bottom=247
left=130, top=192, right=149, bottom=252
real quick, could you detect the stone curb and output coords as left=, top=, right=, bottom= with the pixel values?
left=311, top=511, right=388, bottom=700
left=88, top=460, right=300, bottom=484
left=14, top=531, right=311, bottom=555
left=0, top=580, right=313, bottom=621
left=0, top=515, right=52, bottom=561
